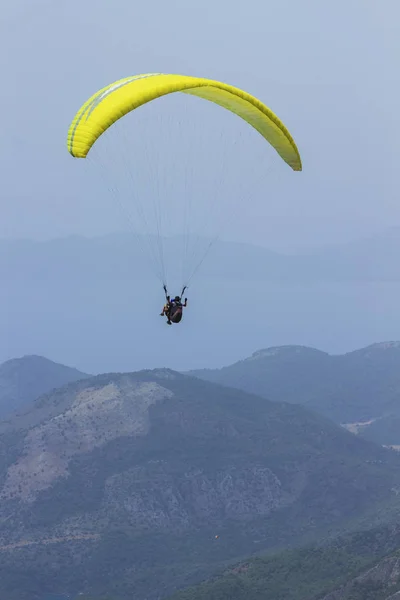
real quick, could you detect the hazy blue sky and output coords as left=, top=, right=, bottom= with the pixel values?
left=1, top=0, right=399, bottom=251
left=2, top=0, right=400, bottom=372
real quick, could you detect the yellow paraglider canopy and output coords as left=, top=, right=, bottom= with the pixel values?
left=67, top=73, right=302, bottom=171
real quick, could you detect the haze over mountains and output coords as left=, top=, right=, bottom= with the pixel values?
left=4, top=229, right=400, bottom=373
left=0, top=355, right=88, bottom=419
left=1, top=363, right=400, bottom=599
left=3, top=0, right=398, bottom=598
left=3, top=329, right=400, bottom=598
left=190, top=341, right=400, bottom=424
left=3, top=341, right=400, bottom=466
left=4, top=226, right=400, bottom=283
left=2, top=339, right=400, bottom=445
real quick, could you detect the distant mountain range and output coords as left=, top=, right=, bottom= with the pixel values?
left=1, top=366, right=400, bottom=599
left=3, top=338, right=400, bottom=450
left=189, top=342, right=400, bottom=428
left=0, top=355, right=88, bottom=419
left=3, top=342, right=400, bottom=448
left=4, top=230, right=400, bottom=373
left=3, top=227, right=400, bottom=283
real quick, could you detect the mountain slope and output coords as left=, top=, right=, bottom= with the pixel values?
left=189, top=342, right=400, bottom=424
left=167, top=524, right=400, bottom=600
left=0, top=355, right=89, bottom=419
left=1, top=370, right=400, bottom=599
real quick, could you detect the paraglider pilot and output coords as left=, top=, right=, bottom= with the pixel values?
left=160, top=290, right=187, bottom=325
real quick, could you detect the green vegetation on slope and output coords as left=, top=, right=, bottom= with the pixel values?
left=167, top=524, right=400, bottom=600
left=1, top=371, right=400, bottom=599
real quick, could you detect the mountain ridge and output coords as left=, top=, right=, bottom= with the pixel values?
left=1, top=367, right=400, bottom=598
left=0, top=354, right=89, bottom=419
left=4, top=228, right=400, bottom=281
left=189, top=341, right=400, bottom=424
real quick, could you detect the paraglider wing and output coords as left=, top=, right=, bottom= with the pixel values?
left=67, top=73, right=302, bottom=171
